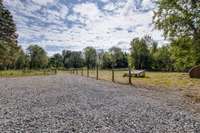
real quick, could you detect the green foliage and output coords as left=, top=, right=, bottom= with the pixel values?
left=109, top=47, right=128, bottom=68
left=101, top=52, right=112, bottom=69
left=69, top=51, right=84, bottom=68
left=49, top=53, right=63, bottom=68
left=130, top=37, right=151, bottom=69
left=154, top=0, right=200, bottom=39
left=170, top=37, right=196, bottom=71
left=130, top=36, right=174, bottom=71
left=84, top=47, right=97, bottom=68
left=27, top=45, right=48, bottom=69
left=62, top=50, right=72, bottom=68
left=15, top=49, right=29, bottom=69
left=152, top=46, right=173, bottom=71
left=62, top=50, right=84, bottom=68
left=154, top=0, right=200, bottom=64
left=0, top=1, right=20, bottom=69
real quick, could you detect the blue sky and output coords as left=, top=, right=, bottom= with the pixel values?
left=4, top=0, right=165, bottom=55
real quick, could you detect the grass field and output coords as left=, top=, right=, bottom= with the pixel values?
left=62, top=69, right=200, bottom=102
left=0, top=70, right=56, bottom=77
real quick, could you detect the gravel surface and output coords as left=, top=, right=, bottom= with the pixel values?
left=0, top=75, right=200, bottom=132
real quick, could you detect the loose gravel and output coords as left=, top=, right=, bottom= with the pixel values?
left=0, top=75, right=200, bottom=132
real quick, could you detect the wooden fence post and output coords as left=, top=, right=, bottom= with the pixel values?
left=96, top=65, right=99, bottom=80
left=87, top=67, right=89, bottom=77
left=112, top=69, right=115, bottom=82
left=76, top=69, right=78, bottom=75
left=55, top=68, right=57, bottom=74
left=128, top=67, right=132, bottom=85
left=81, top=68, right=84, bottom=76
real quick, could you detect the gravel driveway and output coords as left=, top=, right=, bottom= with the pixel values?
left=0, top=75, right=200, bottom=132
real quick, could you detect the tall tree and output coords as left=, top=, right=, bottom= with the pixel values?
left=62, top=50, right=84, bottom=68
left=109, top=47, right=128, bottom=68
left=15, top=49, right=29, bottom=69
left=49, top=53, right=63, bottom=68
left=27, top=45, right=48, bottom=69
left=0, top=0, right=20, bottom=69
left=152, top=46, right=173, bottom=71
left=130, top=37, right=151, bottom=69
left=170, top=37, right=196, bottom=71
left=84, top=47, right=97, bottom=69
left=69, top=51, right=84, bottom=68
left=153, top=0, right=200, bottom=63
left=101, top=52, right=112, bottom=69
left=62, top=50, right=72, bottom=68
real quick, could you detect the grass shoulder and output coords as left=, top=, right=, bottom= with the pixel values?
left=0, top=69, right=56, bottom=78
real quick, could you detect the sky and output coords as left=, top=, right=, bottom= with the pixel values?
left=4, top=0, right=165, bottom=55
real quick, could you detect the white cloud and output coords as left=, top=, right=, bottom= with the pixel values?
left=32, top=0, right=56, bottom=6
left=73, top=2, right=103, bottom=22
left=4, top=0, right=164, bottom=55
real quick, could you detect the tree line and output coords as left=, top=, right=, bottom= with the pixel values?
left=0, top=0, right=199, bottom=71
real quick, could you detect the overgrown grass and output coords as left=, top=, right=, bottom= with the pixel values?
left=62, top=69, right=200, bottom=102
left=0, top=70, right=56, bottom=77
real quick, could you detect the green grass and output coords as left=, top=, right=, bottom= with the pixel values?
left=62, top=69, right=200, bottom=102
left=0, top=70, right=56, bottom=77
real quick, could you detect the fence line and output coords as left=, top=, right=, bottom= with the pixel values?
left=68, top=67, right=133, bottom=85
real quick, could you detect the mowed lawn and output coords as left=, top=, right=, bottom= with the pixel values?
left=62, top=69, right=200, bottom=102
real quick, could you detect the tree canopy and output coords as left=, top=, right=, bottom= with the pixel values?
left=84, top=47, right=97, bottom=68
left=130, top=37, right=150, bottom=69
left=0, top=0, right=20, bottom=69
left=154, top=0, right=200, bottom=64
left=27, top=45, right=48, bottom=69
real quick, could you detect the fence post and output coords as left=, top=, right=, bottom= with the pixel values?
left=76, top=69, right=78, bottom=75
left=55, top=68, right=57, bottom=75
left=96, top=65, right=99, bottom=80
left=128, top=67, right=132, bottom=85
left=112, top=69, right=115, bottom=82
left=81, top=68, right=84, bottom=76
left=87, top=67, right=89, bottom=77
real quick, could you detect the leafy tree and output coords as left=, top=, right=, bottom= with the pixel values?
left=143, top=35, right=158, bottom=54
left=27, top=45, right=48, bottom=69
left=109, top=46, right=128, bottom=68
left=69, top=51, right=84, bottom=68
left=101, top=52, right=112, bottom=69
left=152, top=46, right=173, bottom=71
left=84, top=47, right=97, bottom=68
left=130, top=37, right=151, bottom=69
left=0, top=0, right=20, bottom=69
left=15, top=49, right=29, bottom=69
left=49, top=53, right=63, bottom=68
left=153, top=0, right=200, bottom=63
left=170, top=37, right=196, bottom=71
left=62, top=50, right=72, bottom=68
left=62, top=50, right=84, bottom=68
